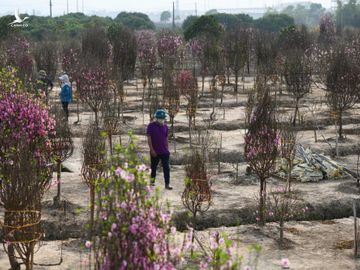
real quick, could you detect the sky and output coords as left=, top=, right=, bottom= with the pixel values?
left=0, top=0, right=332, bottom=16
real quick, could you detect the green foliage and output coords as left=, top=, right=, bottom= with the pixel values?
left=114, top=12, right=155, bottom=30
left=0, top=67, right=23, bottom=93
left=282, top=3, right=325, bottom=27
left=235, top=13, right=254, bottom=26
left=0, top=13, right=112, bottom=42
left=212, top=13, right=239, bottom=30
left=160, top=11, right=172, bottom=23
left=336, top=0, right=360, bottom=28
left=255, top=13, right=294, bottom=32
left=182, top=15, right=198, bottom=32
left=184, top=15, right=223, bottom=41
left=0, top=15, right=19, bottom=40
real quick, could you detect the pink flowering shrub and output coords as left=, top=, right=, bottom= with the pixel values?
left=157, top=31, right=182, bottom=63
left=197, top=231, right=261, bottom=270
left=244, top=92, right=278, bottom=225
left=62, top=46, right=81, bottom=82
left=265, top=186, right=307, bottom=244
left=0, top=89, right=55, bottom=269
left=5, top=36, right=33, bottom=84
left=0, top=91, right=55, bottom=160
left=90, top=134, right=262, bottom=269
left=176, top=70, right=196, bottom=96
left=137, top=30, right=157, bottom=81
left=79, top=67, right=111, bottom=124
left=93, top=135, right=180, bottom=269
left=245, top=126, right=280, bottom=161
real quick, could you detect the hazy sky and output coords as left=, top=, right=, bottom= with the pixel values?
left=1, top=0, right=332, bottom=16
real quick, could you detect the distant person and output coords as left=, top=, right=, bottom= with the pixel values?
left=146, top=109, right=173, bottom=190
left=37, top=70, right=53, bottom=104
left=59, top=74, right=72, bottom=119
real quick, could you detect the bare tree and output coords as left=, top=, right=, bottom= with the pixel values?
left=34, top=41, right=58, bottom=81
left=254, top=31, right=278, bottom=82
left=225, top=27, right=249, bottom=93
left=79, top=68, right=111, bottom=126
left=283, top=50, right=312, bottom=126
left=325, top=45, right=360, bottom=139
left=50, top=105, right=74, bottom=206
left=81, top=124, right=107, bottom=232
left=279, top=121, right=297, bottom=192
left=108, top=23, right=137, bottom=117
left=81, top=27, right=110, bottom=68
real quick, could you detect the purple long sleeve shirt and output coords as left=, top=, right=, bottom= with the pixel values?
left=146, top=122, right=169, bottom=155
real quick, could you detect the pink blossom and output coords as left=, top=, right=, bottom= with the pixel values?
left=85, top=241, right=92, bottom=248
left=281, top=258, right=290, bottom=268
left=127, top=173, right=135, bottom=182
left=115, top=167, right=122, bottom=176
left=111, top=223, right=117, bottom=232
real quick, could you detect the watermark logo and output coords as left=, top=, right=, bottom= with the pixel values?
left=9, top=10, right=29, bottom=27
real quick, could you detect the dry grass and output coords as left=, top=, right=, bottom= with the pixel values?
left=334, top=240, right=353, bottom=250
left=284, top=227, right=302, bottom=235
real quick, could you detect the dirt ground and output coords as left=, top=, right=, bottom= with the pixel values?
left=1, top=77, right=360, bottom=269
left=1, top=218, right=360, bottom=269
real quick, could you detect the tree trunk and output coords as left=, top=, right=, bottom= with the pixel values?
left=338, top=110, right=343, bottom=140
left=279, top=220, right=284, bottom=244
left=211, top=89, right=216, bottom=120
left=259, top=178, right=266, bottom=226
left=53, top=160, right=62, bottom=206
left=90, top=185, right=95, bottom=232
left=226, top=67, right=230, bottom=84
left=201, top=75, right=205, bottom=97
left=293, top=98, right=300, bottom=127
left=188, top=116, right=192, bottom=148
left=234, top=69, right=239, bottom=93
left=94, top=110, right=98, bottom=127
left=8, top=245, right=20, bottom=270
left=220, top=85, right=224, bottom=106
left=191, top=212, right=197, bottom=256
left=287, top=161, right=292, bottom=192
left=247, top=56, right=250, bottom=74
left=108, top=132, right=113, bottom=155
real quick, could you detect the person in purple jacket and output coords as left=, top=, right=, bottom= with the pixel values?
left=146, top=109, right=173, bottom=190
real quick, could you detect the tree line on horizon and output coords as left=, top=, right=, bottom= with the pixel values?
left=1, top=1, right=360, bottom=43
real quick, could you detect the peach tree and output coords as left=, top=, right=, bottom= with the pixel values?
left=0, top=90, right=55, bottom=270
left=244, top=90, right=279, bottom=225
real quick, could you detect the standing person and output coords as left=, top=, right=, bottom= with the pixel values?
left=146, top=109, right=173, bottom=190
left=59, top=74, right=72, bottom=119
left=37, top=70, right=54, bottom=104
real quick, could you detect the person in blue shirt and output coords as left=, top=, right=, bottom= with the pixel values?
left=59, top=74, right=72, bottom=119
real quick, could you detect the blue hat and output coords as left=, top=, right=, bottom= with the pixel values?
left=154, top=109, right=167, bottom=119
